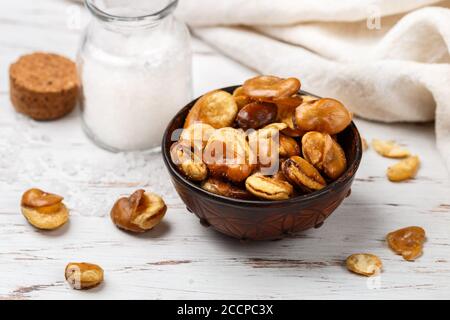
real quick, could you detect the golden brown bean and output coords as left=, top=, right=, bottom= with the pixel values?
left=243, top=75, right=301, bottom=101
left=302, top=131, right=347, bottom=180
left=184, top=90, right=238, bottom=129
left=20, top=188, right=69, bottom=230
left=346, top=254, right=382, bottom=277
left=204, top=128, right=255, bottom=183
left=372, top=139, right=410, bottom=158
left=65, top=262, right=104, bottom=290
left=248, top=124, right=294, bottom=171
left=387, top=226, right=426, bottom=261
left=110, top=189, right=167, bottom=233
left=387, top=156, right=420, bottom=182
left=232, top=86, right=253, bottom=110
left=273, top=94, right=303, bottom=107
left=170, top=141, right=208, bottom=182
left=282, top=156, right=327, bottom=192
left=263, top=122, right=288, bottom=131
left=294, top=98, right=352, bottom=135
left=276, top=102, right=304, bottom=137
left=201, top=177, right=253, bottom=200
left=245, top=173, right=293, bottom=200
left=279, top=134, right=300, bottom=158
left=180, top=123, right=215, bottom=150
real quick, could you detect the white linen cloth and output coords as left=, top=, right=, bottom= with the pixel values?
left=175, top=0, right=450, bottom=169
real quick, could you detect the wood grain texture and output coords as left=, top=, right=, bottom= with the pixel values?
left=0, top=0, right=449, bottom=300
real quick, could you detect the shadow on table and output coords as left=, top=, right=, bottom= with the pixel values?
left=197, top=191, right=384, bottom=267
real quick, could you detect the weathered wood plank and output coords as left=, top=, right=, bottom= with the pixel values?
left=0, top=0, right=448, bottom=300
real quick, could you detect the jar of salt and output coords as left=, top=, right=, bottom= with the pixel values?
left=78, top=0, right=192, bottom=151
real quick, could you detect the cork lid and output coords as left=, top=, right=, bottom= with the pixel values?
left=9, top=52, right=78, bottom=93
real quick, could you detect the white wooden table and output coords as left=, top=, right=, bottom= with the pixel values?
left=0, top=0, right=449, bottom=300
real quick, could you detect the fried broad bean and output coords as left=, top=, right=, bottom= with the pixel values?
left=232, top=86, right=253, bottom=110
left=301, top=95, right=320, bottom=104
left=204, top=127, right=254, bottom=183
left=387, top=156, right=420, bottom=182
left=185, top=90, right=238, bottom=129
left=21, top=188, right=69, bottom=230
left=243, top=75, right=301, bottom=101
left=110, top=189, right=167, bottom=233
left=248, top=123, right=297, bottom=171
left=346, top=254, right=382, bottom=277
left=294, top=98, right=352, bottom=135
left=201, top=177, right=253, bottom=200
left=272, top=169, right=289, bottom=182
left=236, top=101, right=277, bottom=130
left=372, top=139, right=410, bottom=158
left=279, top=134, right=300, bottom=158
left=302, top=131, right=347, bottom=180
left=180, top=123, right=215, bottom=150
left=387, top=226, right=426, bottom=261
left=170, top=141, right=208, bottom=182
left=276, top=102, right=304, bottom=137
left=282, top=156, right=327, bottom=192
left=273, top=94, right=303, bottom=107
left=263, top=122, right=288, bottom=131
left=245, top=173, right=293, bottom=200
left=65, top=262, right=104, bottom=290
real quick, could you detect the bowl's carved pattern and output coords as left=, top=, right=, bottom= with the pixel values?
left=173, top=178, right=351, bottom=240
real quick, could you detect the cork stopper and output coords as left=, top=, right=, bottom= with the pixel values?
left=9, top=52, right=79, bottom=120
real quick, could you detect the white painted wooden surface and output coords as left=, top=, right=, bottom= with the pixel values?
left=0, top=0, right=449, bottom=300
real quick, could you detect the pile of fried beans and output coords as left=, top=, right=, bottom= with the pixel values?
left=170, top=75, right=354, bottom=201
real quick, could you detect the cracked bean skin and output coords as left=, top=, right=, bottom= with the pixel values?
left=65, top=262, right=104, bottom=290
left=282, top=156, right=327, bottom=192
left=273, top=94, right=303, bottom=108
left=184, top=90, right=238, bottom=129
left=387, top=226, right=426, bottom=261
left=236, top=101, right=277, bottom=130
left=276, top=102, right=304, bottom=137
left=243, top=75, right=301, bottom=102
left=204, top=128, right=255, bottom=183
left=279, top=134, right=301, bottom=158
left=170, top=141, right=208, bottom=182
left=272, top=169, right=288, bottom=182
left=294, top=98, right=352, bottom=135
left=372, top=139, right=410, bottom=158
left=346, top=254, right=382, bottom=277
left=180, top=123, right=215, bottom=150
left=245, top=173, right=293, bottom=200
left=201, top=177, right=254, bottom=200
left=276, top=97, right=316, bottom=137
left=263, top=122, right=288, bottom=131
left=21, top=188, right=69, bottom=230
left=248, top=124, right=297, bottom=170
left=302, top=131, right=347, bottom=180
left=232, top=86, right=253, bottom=110
left=276, top=95, right=317, bottom=127
left=387, top=156, right=420, bottom=182
left=111, top=189, right=167, bottom=233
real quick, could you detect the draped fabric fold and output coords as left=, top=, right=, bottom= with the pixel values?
left=176, top=0, right=450, bottom=168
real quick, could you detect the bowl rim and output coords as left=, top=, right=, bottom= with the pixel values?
left=162, top=86, right=362, bottom=207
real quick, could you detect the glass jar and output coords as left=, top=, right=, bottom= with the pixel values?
left=78, top=0, right=192, bottom=152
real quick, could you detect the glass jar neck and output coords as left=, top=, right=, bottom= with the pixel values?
left=85, top=0, right=178, bottom=29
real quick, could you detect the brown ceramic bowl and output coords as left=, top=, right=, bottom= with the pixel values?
left=162, top=86, right=362, bottom=241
